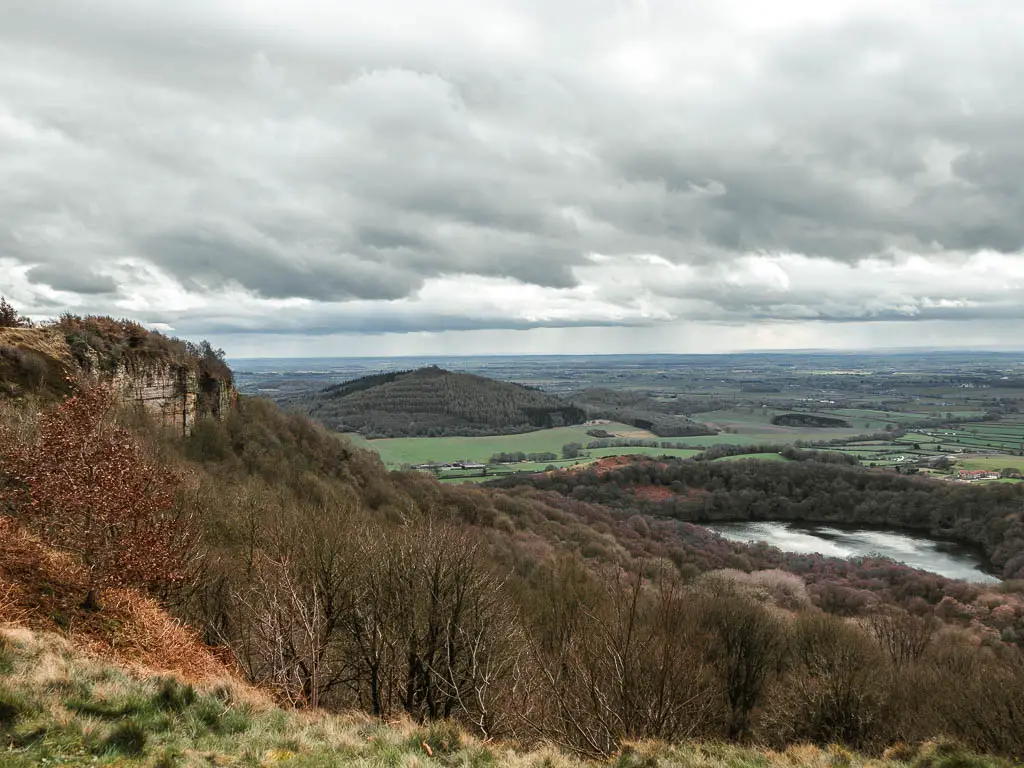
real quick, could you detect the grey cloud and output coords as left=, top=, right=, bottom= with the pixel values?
left=144, top=309, right=641, bottom=337
left=2, top=0, right=1024, bottom=339
left=143, top=227, right=422, bottom=301
left=25, top=264, right=117, bottom=294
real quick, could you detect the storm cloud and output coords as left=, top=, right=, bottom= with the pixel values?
left=1, top=0, right=1023, bottom=353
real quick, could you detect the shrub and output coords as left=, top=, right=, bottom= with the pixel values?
left=0, top=297, right=31, bottom=328
left=412, top=719, right=464, bottom=756
left=766, top=613, right=888, bottom=749
left=0, top=386, right=191, bottom=609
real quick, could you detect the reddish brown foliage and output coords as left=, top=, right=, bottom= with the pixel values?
left=0, top=386, right=192, bottom=607
left=587, top=455, right=634, bottom=474
left=0, top=517, right=234, bottom=682
left=630, top=484, right=675, bottom=502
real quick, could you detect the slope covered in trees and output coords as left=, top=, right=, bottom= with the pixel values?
left=301, top=365, right=586, bottom=437
left=2, top=306, right=1024, bottom=763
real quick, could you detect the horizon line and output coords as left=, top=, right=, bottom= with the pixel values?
left=228, top=347, right=1024, bottom=362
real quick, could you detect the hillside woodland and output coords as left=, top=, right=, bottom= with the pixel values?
left=1, top=307, right=1023, bottom=766
left=299, top=365, right=586, bottom=437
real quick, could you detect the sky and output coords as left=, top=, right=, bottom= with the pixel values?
left=2, top=0, right=1023, bottom=357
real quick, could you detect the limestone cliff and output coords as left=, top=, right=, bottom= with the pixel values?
left=110, top=357, right=235, bottom=435
left=0, top=323, right=235, bottom=435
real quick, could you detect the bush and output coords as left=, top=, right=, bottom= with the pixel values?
left=765, top=613, right=888, bottom=749
left=412, top=719, right=464, bottom=756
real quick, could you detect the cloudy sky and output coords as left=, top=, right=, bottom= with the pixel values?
left=2, top=0, right=1023, bottom=356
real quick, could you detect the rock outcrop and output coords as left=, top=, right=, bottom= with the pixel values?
left=0, top=325, right=235, bottom=435
left=111, top=359, right=235, bottom=435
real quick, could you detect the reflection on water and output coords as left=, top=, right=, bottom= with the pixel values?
left=707, top=521, right=999, bottom=583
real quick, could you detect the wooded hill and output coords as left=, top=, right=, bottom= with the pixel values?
left=300, top=365, right=586, bottom=437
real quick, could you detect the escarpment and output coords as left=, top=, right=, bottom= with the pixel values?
left=0, top=319, right=235, bottom=435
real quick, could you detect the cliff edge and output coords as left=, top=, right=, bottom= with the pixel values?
left=0, top=317, right=235, bottom=435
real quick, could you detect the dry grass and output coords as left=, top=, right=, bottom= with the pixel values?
left=85, top=589, right=243, bottom=685
left=0, top=516, right=235, bottom=685
left=0, top=327, right=74, bottom=365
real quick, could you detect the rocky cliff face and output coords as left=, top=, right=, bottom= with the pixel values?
left=0, top=326, right=236, bottom=435
left=111, top=360, right=235, bottom=436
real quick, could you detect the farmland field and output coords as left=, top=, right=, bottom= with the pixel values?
left=957, top=455, right=1024, bottom=472
left=347, top=411, right=883, bottom=468
left=711, top=452, right=790, bottom=462
left=343, top=422, right=666, bottom=466
left=690, top=406, right=907, bottom=441
left=240, top=352, right=1024, bottom=482
left=344, top=423, right=707, bottom=469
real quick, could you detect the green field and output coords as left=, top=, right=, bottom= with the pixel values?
left=588, top=446, right=701, bottom=460
left=343, top=422, right=676, bottom=466
left=692, top=407, right=886, bottom=443
left=345, top=408, right=1024, bottom=478
left=711, top=452, right=790, bottom=462
left=958, top=455, right=1024, bottom=472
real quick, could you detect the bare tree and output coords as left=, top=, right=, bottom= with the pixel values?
left=231, top=501, right=357, bottom=707
left=696, top=580, right=788, bottom=739
left=765, top=612, right=887, bottom=749
left=867, top=608, right=935, bottom=669
left=517, top=560, right=713, bottom=757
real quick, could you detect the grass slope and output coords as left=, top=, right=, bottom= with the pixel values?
left=1, top=627, right=1008, bottom=768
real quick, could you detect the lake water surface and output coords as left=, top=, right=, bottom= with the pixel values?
left=708, top=521, right=999, bottom=583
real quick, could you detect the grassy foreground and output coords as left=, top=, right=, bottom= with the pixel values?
left=0, top=628, right=1012, bottom=768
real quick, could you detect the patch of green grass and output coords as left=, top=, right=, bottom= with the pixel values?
left=587, top=446, right=701, bottom=460
left=0, top=684, right=28, bottom=728
left=105, top=718, right=148, bottom=755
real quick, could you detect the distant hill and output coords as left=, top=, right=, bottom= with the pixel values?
left=302, top=365, right=587, bottom=437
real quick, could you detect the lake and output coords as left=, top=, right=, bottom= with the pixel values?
left=707, top=521, right=1000, bottom=583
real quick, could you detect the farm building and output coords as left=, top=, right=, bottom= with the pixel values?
left=957, top=469, right=1000, bottom=481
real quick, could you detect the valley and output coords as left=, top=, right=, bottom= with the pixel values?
left=237, top=353, right=1024, bottom=484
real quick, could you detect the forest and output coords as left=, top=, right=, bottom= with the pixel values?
left=297, top=366, right=587, bottom=437
left=1, top=312, right=1023, bottom=763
